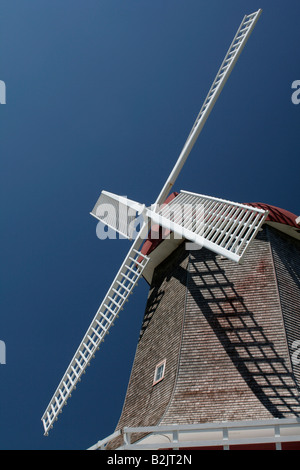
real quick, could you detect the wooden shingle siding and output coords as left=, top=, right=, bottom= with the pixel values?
left=268, top=227, right=300, bottom=389
left=107, top=245, right=189, bottom=448
left=109, top=225, right=300, bottom=448
left=161, top=228, right=300, bottom=425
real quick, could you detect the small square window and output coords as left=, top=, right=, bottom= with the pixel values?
left=153, top=359, right=166, bottom=386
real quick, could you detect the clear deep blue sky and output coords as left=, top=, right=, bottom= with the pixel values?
left=0, top=0, right=300, bottom=450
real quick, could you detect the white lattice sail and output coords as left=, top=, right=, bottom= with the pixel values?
left=148, top=191, right=268, bottom=263
left=41, top=10, right=263, bottom=437
left=155, top=9, right=262, bottom=205
left=42, top=243, right=149, bottom=436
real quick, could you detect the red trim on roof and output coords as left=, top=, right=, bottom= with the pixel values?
left=246, top=202, right=299, bottom=228
left=140, top=192, right=178, bottom=258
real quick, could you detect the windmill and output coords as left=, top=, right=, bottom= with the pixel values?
left=42, top=10, right=300, bottom=448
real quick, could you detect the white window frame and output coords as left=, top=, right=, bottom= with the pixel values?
left=153, top=359, right=166, bottom=386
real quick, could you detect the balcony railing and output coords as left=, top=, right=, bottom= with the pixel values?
left=88, top=417, right=300, bottom=451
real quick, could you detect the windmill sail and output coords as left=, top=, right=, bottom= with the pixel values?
left=92, top=189, right=268, bottom=263
left=42, top=10, right=263, bottom=436
left=42, top=240, right=149, bottom=436
left=147, top=191, right=268, bottom=263
left=155, top=9, right=262, bottom=206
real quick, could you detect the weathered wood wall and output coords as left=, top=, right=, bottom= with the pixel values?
left=109, top=225, right=300, bottom=448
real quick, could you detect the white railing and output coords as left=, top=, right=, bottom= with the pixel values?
left=88, top=417, right=300, bottom=451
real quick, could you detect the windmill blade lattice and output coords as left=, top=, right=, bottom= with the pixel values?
left=155, top=9, right=262, bottom=206
left=147, top=191, right=268, bottom=263
left=41, top=10, right=263, bottom=436
left=42, top=240, right=149, bottom=436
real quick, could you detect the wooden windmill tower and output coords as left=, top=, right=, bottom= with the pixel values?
left=42, top=10, right=300, bottom=450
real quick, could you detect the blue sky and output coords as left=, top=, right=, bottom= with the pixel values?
left=0, top=0, right=299, bottom=450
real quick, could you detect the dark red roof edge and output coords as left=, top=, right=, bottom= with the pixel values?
left=140, top=192, right=179, bottom=258
left=245, top=202, right=299, bottom=229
